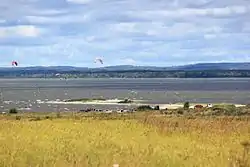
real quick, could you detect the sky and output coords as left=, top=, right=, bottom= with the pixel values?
left=0, top=0, right=250, bottom=67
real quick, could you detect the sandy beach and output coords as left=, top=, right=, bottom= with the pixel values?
left=36, top=99, right=246, bottom=110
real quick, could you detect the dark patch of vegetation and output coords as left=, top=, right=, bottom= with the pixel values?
left=184, top=102, right=190, bottom=110
left=118, top=99, right=133, bottom=103
left=15, top=116, right=21, bottom=120
left=29, top=117, right=42, bottom=121
left=210, top=104, right=236, bottom=115
left=45, top=116, right=52, bottom=120
left=177, top=109, right=184, bottom=115
left=154, top=105, right=160, bottom=110
left=9, top=108, right=18, bottom=114
left=1, top=66, right=250, bottom=78
left=136, top=105, right=154, bottom=111
left=135, top=105, right=160, bottom=111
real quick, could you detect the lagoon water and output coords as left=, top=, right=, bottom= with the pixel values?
left=0, top=78, right=250, bottom=112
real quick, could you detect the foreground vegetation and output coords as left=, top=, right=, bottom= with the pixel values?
left=139, top=103, right=250, bottom=116
left=0, top=110, right=249, bottom=167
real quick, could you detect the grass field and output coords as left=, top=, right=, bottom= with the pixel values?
left=0, top=112, right=249, bottom=167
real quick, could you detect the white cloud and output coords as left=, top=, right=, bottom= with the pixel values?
left=162, top=23, right=197, bottom=36
left=109, top=21, right=224, bottom=39
left=204, top=26, right=223, bottom=33
left=0, top=25, right=42, bottom=38
left=203, top=49, right=228, bottom=56
left=26, top=14, right=90, bottom=24
left=204, top=34, right=217, bottom=39
left=31, top=9, right=68, bottom=16
left=110, top=22, right=137, bottom=33
left=0, top=0, right=250, bottom=66
left=242, top=22, right=250, bottom=32
left=121, top=58, right=136, bottom=65
left=127, top=5, right=250, bottom=20
left=67, top=0, right=92, bottom=4
left=85, top=36, right=96, bottom=42
left=16, top=25, right=40, bottom=37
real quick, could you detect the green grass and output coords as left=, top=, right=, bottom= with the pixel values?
left=0, top=112, right=249, bottom=167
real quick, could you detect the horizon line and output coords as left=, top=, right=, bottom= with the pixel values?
left=0, top=62, right=250, bottom=68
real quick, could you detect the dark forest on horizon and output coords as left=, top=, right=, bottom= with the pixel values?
left=0, top=69, right=250, bottom=78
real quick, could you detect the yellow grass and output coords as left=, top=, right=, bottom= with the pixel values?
left=0, top=112, right=249, bottom=167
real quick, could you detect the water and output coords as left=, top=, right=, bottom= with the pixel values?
left=0, top=78, right=249, bottom=112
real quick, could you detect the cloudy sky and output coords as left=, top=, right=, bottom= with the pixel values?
left=0, top=0, right=250, bottom=67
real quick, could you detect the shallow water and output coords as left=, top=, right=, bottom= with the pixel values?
left=0, top=78, right=249, bottom=112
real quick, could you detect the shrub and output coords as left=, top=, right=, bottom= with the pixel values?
left=183, top=102, right=190, bottom=110
left=136, top=105, right=153, bottom=111
left=154, top=105, right=160, bottom=110
left=15, top=116, right=21, bottom=120
left=9, top=108, right=18, bottom=114
left=29, top=117, right=42, bottom=121
left=45, top=116, right=52, bottom=120
left=212, top=104, right=236, bottom=115
left=118, top=99, right=133, bottom=103
left=177, top=109, right=184, bottom=114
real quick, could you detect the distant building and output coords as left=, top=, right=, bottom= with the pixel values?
left=207, top=103, right=213, bottom=108
left=194, top=104, right=204, bottom=110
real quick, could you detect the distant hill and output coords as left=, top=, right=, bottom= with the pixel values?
left=172, top=63, right=250, bottom=71
left=0, top=62, right=250, bottom=78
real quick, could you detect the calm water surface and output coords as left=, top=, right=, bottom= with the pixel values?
left=0, top=78, right=249, bottom=112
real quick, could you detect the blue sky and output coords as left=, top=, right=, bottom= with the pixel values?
left=0, top=0, right=250, bottom=67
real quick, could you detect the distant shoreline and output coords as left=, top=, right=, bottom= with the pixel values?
left=1, top=66, right=250, bottom=79
left=1, top=77, right=250, bottom=80
left=37, top=98, right=146, bottom=106
left=36, top=99, right=246, bottom=109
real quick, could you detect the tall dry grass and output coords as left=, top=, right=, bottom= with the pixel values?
left=0, top=112, right=249, bottom=167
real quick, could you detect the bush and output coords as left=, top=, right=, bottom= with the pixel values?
left=9, top=108, right=18, bottom=114
left=136, top=105, right=153, bottom=111
left=15, top=116, right=21, bottom=120
left=246, top=104, right=250, bottom=108
left=177, top=109, right=184, bottom=114
left=212, top=104, right=236, bottom=115
left=154, top=105, right=160, bottom=110
left=118, top=99, right=133, bottom=103
left=183, top=102, right=190, bottom=110
left=29, top=117, right=42, bottom=121
left=45, top=116, right=52, bottom=120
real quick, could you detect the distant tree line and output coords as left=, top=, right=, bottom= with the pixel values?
left=0, top=70, right=250, bottom=78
